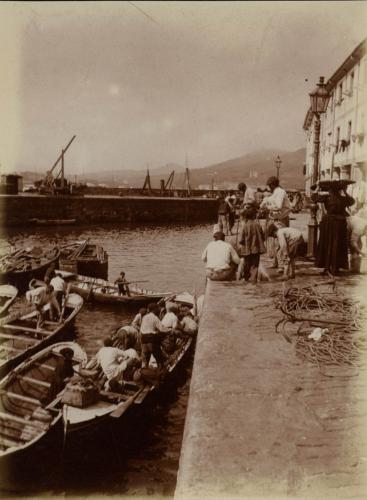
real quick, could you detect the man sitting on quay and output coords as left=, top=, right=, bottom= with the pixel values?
left=201, top=225, right=240, bottom=281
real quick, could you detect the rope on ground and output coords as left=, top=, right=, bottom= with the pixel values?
left=274, top=282, right=367, bottom=370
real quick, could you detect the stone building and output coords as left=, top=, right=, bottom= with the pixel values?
left=303, top=38, right=367, bottom=199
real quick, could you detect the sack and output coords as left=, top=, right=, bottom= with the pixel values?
left=61, top=377, right=99, bottom=408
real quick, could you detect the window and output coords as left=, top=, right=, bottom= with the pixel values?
left=335, top=126, right=340, bottom=151
left=337, top=83, right=343, bottom=103
left=347, top=121, right=352, bottom=143
left=350, top=72, right=354, bottom=96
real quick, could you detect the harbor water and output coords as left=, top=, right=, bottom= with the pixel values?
left=0, top=222, right=211, bottom=497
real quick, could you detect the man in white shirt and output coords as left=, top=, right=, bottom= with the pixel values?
left=50, top=273, right=66, bottom=307
left=140, top=302, right=168, bottom=368
left=131, top=307, right=147, bottom=330
left=96, top=336, right=140, bottom=382
left=161, top=304, right=180, bottom=331
left=238, top=183, right=256, bottom=206
left=267, top=224, right=304, bottom=280
left=178, top=309, right=198, bottom=335
left=201, top=227, right=240, bottom=281
left=260, top=176, right=291, bottom=268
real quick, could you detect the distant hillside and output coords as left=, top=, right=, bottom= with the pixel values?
left=19, top=148, right=306, bottom=190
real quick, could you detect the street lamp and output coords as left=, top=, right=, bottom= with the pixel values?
left=307, top=76, right=331, bottom=259
left=275, top=155, right=282, bottom=180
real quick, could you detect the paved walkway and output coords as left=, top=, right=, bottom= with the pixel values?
left=175, top=262, right=367, bottom=499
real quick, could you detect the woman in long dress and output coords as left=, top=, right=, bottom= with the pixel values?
left=312, top=181, right=355, bottom=275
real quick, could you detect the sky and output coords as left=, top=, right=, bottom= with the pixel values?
left=0, top=1, right=366, bottom=174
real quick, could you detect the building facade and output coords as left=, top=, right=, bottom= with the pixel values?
left=303, top=39, right=367, bottom=202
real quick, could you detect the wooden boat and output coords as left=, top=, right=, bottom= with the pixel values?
left=29, top=218, right=77, bottom=226
left=0, top=293, right=83, bottom=378
left=0, top=246, right=60, bottom=293
left=64, top=274, right=173, bottom=305
left=59, top=240, right=108, bottom=280
left=0, top=285, right=18, bottom=316
left=62, top=293, right=196, bottom=433
left=0, top=342, right=87, bottom=465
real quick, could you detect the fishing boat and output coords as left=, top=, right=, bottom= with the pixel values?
left=0, top=285, right=18, bottom=316
left=0, top=342, right=87, bottom=467
left=0, top=246, right=60, bottom=293
left=64, top=274, right=173, bottom=305
left=62, top=293, right=197, bottom=433
left=0, top=293, right=83, bottom=378
left=59, top=240, right=108, bottom=280
left=29, top=218, right=77, bottom=226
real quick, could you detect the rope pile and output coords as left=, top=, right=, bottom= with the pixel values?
left=276, top=283, right=367, bottom=367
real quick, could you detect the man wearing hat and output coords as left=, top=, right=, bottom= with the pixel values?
left=260, top=176, right=291, bottom=268
left=201, top=225, right=240, bottom=280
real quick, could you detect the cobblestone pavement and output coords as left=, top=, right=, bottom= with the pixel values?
left=175, top=256, right=367, bottom=499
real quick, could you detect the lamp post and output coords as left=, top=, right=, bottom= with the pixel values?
left=275, top=155, right=282, bottom=180
left=307, top=76, right=330, bottom=259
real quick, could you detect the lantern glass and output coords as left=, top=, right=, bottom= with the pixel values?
left=309, top=77, right=330, bottom=114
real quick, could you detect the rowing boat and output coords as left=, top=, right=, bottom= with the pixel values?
left=0, top=293, right=84, bottom=378
left=29, top=218, right=77, bottom=226
left=65, top=274, right=173, bottom=305
left=0, top=285, right=18, bottom=316
left=0, top=247, right=60, bottom=293
left=63, top=336, right=193, bottom=434
left=0, top=342, right=87, bottom=469
left=59, top=241, right=108, bottom=280
left=62, top=293, right=196, bottom=433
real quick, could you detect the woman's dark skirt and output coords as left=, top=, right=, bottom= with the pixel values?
left=316, top=214, right=349, bottom=274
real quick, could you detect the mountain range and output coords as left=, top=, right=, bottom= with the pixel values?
left=20, top=147, right=306, bottom=190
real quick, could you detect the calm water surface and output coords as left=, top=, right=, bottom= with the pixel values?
left=0, top=222, right=212, bottom=497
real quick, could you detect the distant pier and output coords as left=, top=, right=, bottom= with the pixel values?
left=0, top=194, right=218, bottom=227
left=175, top=269, right=367, bottom=498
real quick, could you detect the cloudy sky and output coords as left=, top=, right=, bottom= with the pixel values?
left=1, top=1, right=366, bottom=174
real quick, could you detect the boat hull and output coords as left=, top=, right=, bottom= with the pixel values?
left=0, top=250, right=60, bottom=294
left=67, top=275, right=172, bottom=306
left=0, top=293, right=83, bottom=378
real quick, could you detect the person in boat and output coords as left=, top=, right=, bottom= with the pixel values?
left=201, top=226, right=240, bottom=281
left=131, top=307, right=147, bottom=330
left=96, top=336, right=141, bottom=389
left=115, top=271, right=131, bottom=297
left=178, top=308, right=198, bottom=335
left=50, top=272, right=66, bottom=307
left=26, top=284, right=61, bottom=327
left=44, top=263, right=56, bottom=284
left=161, top=303, right=182, bottom=354
left=267, top=224, right=305, bottom=280
left=140, top=302, right=169, bottom=369
left=113, top=324, right=140, bottom=351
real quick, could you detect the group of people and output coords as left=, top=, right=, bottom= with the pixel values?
left=204, top=176, right=305, bottom=283
left=94, top=299, right=199, bottom=391
left=25, top=264, right=67, bottom=328
left=205, top=175, right=367, bottom=282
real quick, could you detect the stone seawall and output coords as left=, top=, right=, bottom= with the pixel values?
left=175, top=267, right=367, bottom=498
left=0, top=194, right=218, bottom=226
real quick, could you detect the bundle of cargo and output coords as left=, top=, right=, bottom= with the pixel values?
left=59, top=240, right=108, bottom=280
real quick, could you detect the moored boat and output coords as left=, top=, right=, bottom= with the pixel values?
left=0, top=293, right=83, bottom=378
left=0, top=285, right=18, bottom=316
left=29, top=218, right=77, bottom=226
left=59, top=240, right=108, bottom=280
left=62, top=292, right=197, bottom=433
left=0, top=342, right=87, bottom=468
left=64, top=274, right=173, bottom=305
left=0, top=247, right=60, bottom=293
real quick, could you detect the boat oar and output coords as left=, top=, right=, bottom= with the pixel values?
left=110, top=388, right=143, bottom=418
left=86, top=279, right=96, bottom=302
left=59, top=283, right=71, bottom=322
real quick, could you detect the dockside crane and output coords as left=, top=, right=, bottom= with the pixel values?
left=36, top=135, right=79, bottom=195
